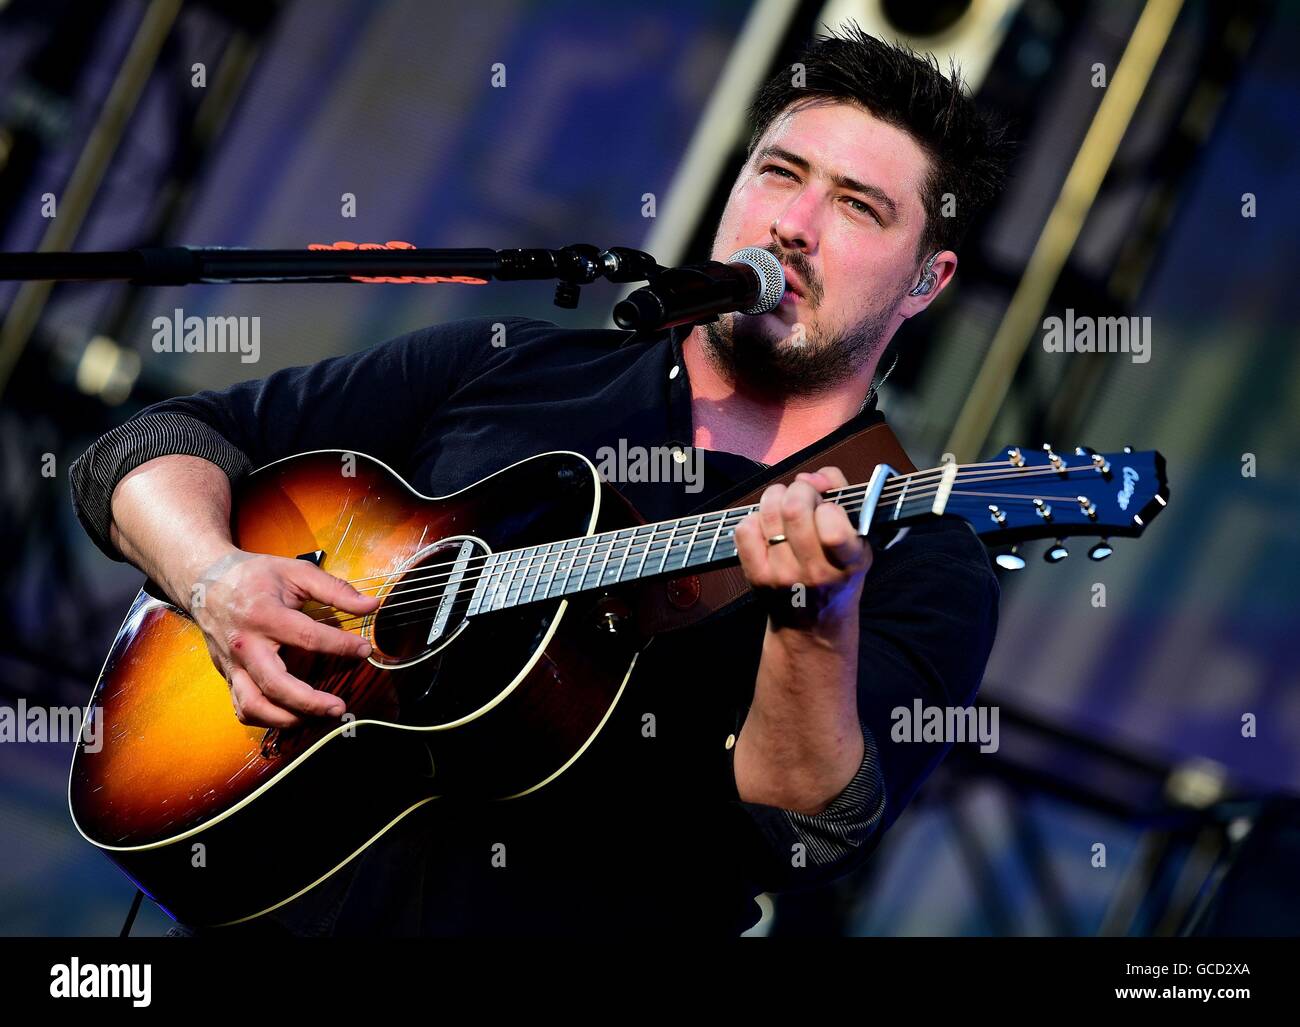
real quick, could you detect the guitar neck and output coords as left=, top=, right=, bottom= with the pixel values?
left=465, top=463, right=955, bottom=616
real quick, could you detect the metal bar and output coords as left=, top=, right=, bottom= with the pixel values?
left=0, top=0, right=184, bottom=398
left=943, top=0, right=1186, bottom=462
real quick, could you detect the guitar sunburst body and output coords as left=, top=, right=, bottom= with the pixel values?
left=69, top=450, right=645, bottom=926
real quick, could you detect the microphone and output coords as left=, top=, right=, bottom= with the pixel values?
left=612, top=247, right=786, bottom=332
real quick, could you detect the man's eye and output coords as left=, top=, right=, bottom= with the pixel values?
left=762, top=165, right=798, bottom=181
left=845, top=197, right=881, bottom=223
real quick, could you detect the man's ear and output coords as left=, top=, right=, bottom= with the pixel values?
left=898, top=250, right=957, bottom=318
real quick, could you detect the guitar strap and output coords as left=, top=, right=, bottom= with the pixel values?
left=633, top=418, right=917, bottom=634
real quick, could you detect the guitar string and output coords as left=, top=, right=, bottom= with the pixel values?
left=296, top=475, right=1116, bottom=630
left=299, top=480, right=1092, bottom=625
left=300, top=460, right=1112, bottom=604
left=321, top=458, right=1088, bottom=590
left=324, top=490, right=1083, bottom=640
left=305, top=488, right=1111, bottom=635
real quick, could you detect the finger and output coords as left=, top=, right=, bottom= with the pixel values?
left=794, top=471, right=834, bottom=494
left=239, top=638, right=347, bottom=718
left=756, top=484, right=786, bottom=537
left=266, top=607, right=373, bottom=660
left=816, top=466, right=850, bottom=490
left=732, top=513, right=772, bottom=586
left=289, top=562, right=381, bottom=616
left=814, top=500, right=870, bottom=572
left=780, top=480, right=828, bottom=573
left=794, top=466, right=850, bottom=494
left=757, top=485, right=798, bottom=579
left=227, top=664, right=303, bottom=729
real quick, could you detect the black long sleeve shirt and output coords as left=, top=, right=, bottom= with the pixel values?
left=68, top=316, right=1000, bottom=936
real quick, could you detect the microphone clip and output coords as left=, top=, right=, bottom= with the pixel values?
left=550, top=245, right=661, bottom=309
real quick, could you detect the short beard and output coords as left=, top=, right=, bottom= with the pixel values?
left=700, top=298, right=900, bottom=400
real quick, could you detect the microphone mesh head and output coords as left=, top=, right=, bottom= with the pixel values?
left=727, top=247, right=786, bottom=315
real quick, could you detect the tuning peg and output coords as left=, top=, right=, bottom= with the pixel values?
left=995, top=546, right=1026, bottom=570
left=1044, top=540, right=1069, bottom=563
left=1088, top=539, right=1114, bottom=561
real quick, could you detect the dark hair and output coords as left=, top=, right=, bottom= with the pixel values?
left=745, top=22, right=1012, bottom=264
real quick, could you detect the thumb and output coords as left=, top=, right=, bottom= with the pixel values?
left=293, top=561, right=380, bottom=614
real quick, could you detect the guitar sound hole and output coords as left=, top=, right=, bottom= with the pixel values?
left=369, top=536, right=488, bottom=667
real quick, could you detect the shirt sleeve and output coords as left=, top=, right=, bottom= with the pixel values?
left=67, top=315, right=523, bottom=562
left=726, top=717, right=886, bottom=894
left=728, top=518, right=1000, bottom=894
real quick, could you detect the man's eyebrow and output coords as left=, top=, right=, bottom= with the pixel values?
left=755, top=145, right=900, bottom=221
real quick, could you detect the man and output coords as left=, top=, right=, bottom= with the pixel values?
left=69, top=26, right=1011, bottom=935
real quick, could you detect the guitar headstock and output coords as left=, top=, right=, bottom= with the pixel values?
left=943, top=445, right=1168, bottom=568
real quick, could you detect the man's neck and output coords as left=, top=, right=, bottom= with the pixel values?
left=681, top=326, right=878, bottom=466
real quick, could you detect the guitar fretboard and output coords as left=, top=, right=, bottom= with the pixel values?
left=464, top=469, right=940, bottom=616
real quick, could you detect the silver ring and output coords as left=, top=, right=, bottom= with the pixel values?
left=767, top=533, right=787, bottom=546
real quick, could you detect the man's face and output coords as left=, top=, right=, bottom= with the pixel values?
left=704, top=100, right=933, bottom=396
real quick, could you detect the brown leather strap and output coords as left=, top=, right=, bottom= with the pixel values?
left=634, top=420, right=916, bottom=635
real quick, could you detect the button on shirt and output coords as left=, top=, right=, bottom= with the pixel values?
left=69, top=315, right=1000, bottom=936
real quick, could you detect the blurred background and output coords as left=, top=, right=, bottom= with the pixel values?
left=1, top=0, right=1297, bottom=936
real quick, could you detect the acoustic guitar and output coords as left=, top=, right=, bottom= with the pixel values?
left=68, top=443, right=1168, bottom=926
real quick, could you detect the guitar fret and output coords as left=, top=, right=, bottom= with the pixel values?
left=602, top=529, right=631, bottom=586
left=504, top=551, right=530, bottom=608
left=588, top=534, right=613, bottom=590
left=615, top=526, right=640, bottom=583
left=706, top=509, right=732, bottom=562
left=636, top=523, right=659, bottom=578
left=691, top=512, right=720, bottom=568
left=619, top=525, right=649, bottom=583
left=598, top=531, right=615, bottom=587
left=680, top=514, right=704, bottom=570
left=665, top=517, right=695, bottom=573
left=657, top=520, right=677, bottom=575
left=492, top=548, right=518, bottom=611
left=468, top=553, right=491, bottom=616
left=523, top=544, right=547, bottom=605
left=556, top=537, right=581, bottom=598
left=576, top=537, right=595, bottom=595
left=509, top=548, right=531, bottom=608
left=484, top=551, right=507, bottom=611
left=716, top=510, right=744, bottom=559
left=576, top=537, right=595, bottom=592
left=510, top=552, right=527, bottom=609
left=534, top=542, right=557, bottom=601
left=550, top=541, right=570, bottom=597
left=568, top=537, right=587, bottom=593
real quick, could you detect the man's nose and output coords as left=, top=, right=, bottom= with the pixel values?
left=769, top=190, right=821, bottom=253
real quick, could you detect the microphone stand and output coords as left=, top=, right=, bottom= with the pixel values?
left=0, top=243, right=663, bottom=311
